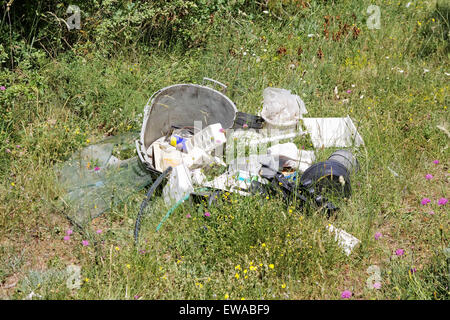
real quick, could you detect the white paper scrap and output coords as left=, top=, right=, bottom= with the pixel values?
left=326, top=224, right=360, bottom=256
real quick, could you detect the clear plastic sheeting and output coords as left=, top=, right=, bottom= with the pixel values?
left=55, top=133, right=154, bottom=226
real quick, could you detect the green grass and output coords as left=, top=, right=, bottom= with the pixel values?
left=0, top=0, right=449, bottom=300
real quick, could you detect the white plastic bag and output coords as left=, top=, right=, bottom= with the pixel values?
left=261, top=88, right=307, bottom=127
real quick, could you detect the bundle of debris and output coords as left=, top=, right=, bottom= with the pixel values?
left=135, top=79, right=362, bottom=207
left=57, top=78, right=364, bottom=255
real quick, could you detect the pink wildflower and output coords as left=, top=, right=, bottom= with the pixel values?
left=395, top=249, right=404, bottom=256
left=374, top=232, right=382, bottom=240
left=341, top=290, right=352, bottom=299
left=0, top=86, right=5, bottom=91
left=66, top=229, right=73, bottom=236
left=425, top=174, right=433, bottom=180
left=437, top=198, right=448, bottom=206
left=433, top=160, right=439, bottom=164
left=63, top=235, right=70, bottom=241
left=421, top=198, right=431, bottom=205
left=204, top=212, right=211, bottom=217
left=373, top=282, right=381, bottom=289
left=82, top=240, right=89, bottom=246
left=96, top=229, right=102, bottom=234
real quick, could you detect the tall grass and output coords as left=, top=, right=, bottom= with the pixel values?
left=0, top=0, right=448, bottom=300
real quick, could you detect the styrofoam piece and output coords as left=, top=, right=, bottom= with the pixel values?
left=326, top=224, right=360, bottom=256
left=162, top=164, right=194, bottom=206
left=184, top=123, right=226, bottom=153
left=302, top=116, right=364, bottom=148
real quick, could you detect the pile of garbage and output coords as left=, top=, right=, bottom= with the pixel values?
left=57, top=78, right=364, bottom=255
left=135, top=81, right=363, bottom=209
